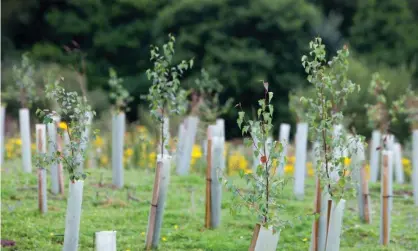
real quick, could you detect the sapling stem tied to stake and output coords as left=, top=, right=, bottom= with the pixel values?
left=301, top=38, right=365, bottom=251
left=34, top=72, right=96, bottom=251
left=144, top=34, right=193, bottom=250
left=221, top=82, right=291, bottom=251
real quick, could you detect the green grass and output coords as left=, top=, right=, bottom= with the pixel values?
left=1, top=160, right=418, bottom=250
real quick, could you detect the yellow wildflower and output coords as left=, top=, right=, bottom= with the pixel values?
left=59, top=122, right=68, bottom=130
left=124, top=148, right=134, bottom=158
left=303, top=238, right=308, bottom=242
left=191, top=144, right=202, bottom=159
left=288, top=156, right=296, bottom=164
left=137, top=125, right=147, bottom=133
left=141, top=232, right=145, bottom=236
left=100, top=156, right=109, bottom=166
left=149, top=152, right=156, bottom=165
left=284, top=164, right=294, bottom=174
left=174, top=225, right=178, bottom=230
left=344, top=157, right=351, bottom=166
left=244, top=169, right=253, bottom=174
left=307, top=162, right=314, bottom=176
left=364, top=164, right=371, bottom=181
left=162, top=237, right=167, bottom=242
left=16, top=139, right=22, bottom=145
left=402, top=158, right=412, bottom=180
left=93, top=136, right=104, bottom=148
left=402, top=158, right=411, bottom=166
left=227, top=152, right=249, bottom=175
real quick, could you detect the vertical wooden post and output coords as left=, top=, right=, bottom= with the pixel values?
left=325, top=199, right=332, bottom=245
left=380, top=150, right=393, bottom=246
left=249, top=223, right=261, bottom=251
left=382, top=154, right=389, bottom=245
left=37, top=168, right=44, bottom=212
left=57, top=134, right=65, bottom=195
left=312, top=177, right=321, bottom=251
left=205, top=127, right=212, bottom=229
left=145, top=161, right=162, bottom=250
left=361, top=164, right=371, bottom=224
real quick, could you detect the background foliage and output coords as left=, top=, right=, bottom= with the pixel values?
left=1, top=0, right=417, bottom=140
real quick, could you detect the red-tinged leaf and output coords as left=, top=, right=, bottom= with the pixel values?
left=263, top=81, right=269, bottom=91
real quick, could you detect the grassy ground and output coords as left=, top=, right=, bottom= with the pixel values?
left=1, top=160, right=418, bottom=251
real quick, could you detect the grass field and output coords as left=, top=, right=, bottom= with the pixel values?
left=1, top=160, right=418, bottom=250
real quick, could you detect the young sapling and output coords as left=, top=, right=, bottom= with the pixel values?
left=144, top=34, right=193, bottom=249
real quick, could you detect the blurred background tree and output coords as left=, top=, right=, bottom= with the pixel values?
left=1, top=0, right=417, bottom=141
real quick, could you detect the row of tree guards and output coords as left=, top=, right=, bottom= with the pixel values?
left=1, top=106, right=418, bottom=247
left=1, top=102, right=418, bottom=250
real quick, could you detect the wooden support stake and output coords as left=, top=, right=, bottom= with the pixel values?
left=325, top=199, right=332, bottom=246
left=249, top=223, right=261, bottom=251
left=38, top=168, right=43, bottom=212
left=382, top=154, right=389, bottom=245
left=361, top=164, right=370, bottom=223
left=57, top=134, right=65, bottom=195
left=205, top=133, right=212, bottom=229
left=145, top=161, right=162, bottom=250
left=312, top=177, right=321, bottom=251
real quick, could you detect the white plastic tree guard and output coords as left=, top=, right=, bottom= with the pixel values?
left=176, top=116, right=199, bottom=175
left=412, top=130, right=418, bottom=206
left=278, top=123, right=290, bottom=176
left=369, top=130, right=381, bottom=182
left=175, top=122, right=186, bottom=170
left=95, top=231, right=117, bottom=251
left=249, top=224, right=280, bottom=251
left=393, top=143, right=404, bottom=184
left=36, top=124, right=47, bottom=214
left=209, top=124, right=225, bottom=228
left=112, top=112, right=125, bottom=188
left=47, top=122, right=60, bottom=194
left=294, top=123, right=308, bottom=198
left=63, top=180, right=84, bottom=251
left=324, top=199, right=346, bottom=251
left=0, top=106, right=5, bottom=165
left=145, top=155, right=171, bottom=249
left=19, top=108, right=32, bottom=173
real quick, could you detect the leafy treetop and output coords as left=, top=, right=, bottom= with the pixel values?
left=108, top=68, right=133, bottom=113
left=145, top=34, right=193, bottom=123
left=12, top=53, right=38, bottom=108
left=222, top=82, right=290, bottom=232
left=301, top=37, right=364, bottom=200
left=193, top=68, right=233, bottom=126
left=35, top=72, right=96, bottom=181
